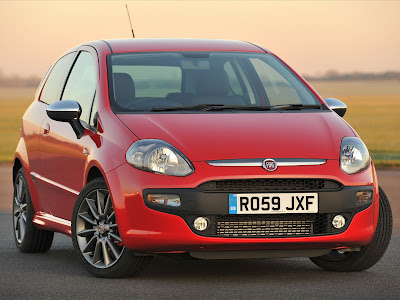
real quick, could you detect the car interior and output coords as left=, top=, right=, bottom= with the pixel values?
left=110, top=52, right=314, bottom=111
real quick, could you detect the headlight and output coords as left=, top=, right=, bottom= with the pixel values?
left=126, top=139, right=194, bottom=176
left=340, top=137, right=370, bottom=174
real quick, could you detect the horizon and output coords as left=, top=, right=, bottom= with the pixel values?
left=2, top=66, right=400, bottom=83
left=1, top=1, right=399, bottom=78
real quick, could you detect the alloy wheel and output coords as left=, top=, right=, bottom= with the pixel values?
left=13, top=175, right=27, bottom=243
left=75, top=189, right=124, bottom=268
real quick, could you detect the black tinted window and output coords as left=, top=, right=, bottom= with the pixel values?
left=40, top=53, right=75, bottom=104
left=62, top=51, right=97, bottom=124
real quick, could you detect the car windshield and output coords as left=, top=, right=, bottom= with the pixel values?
left=108, top=52, right=319, bottom=112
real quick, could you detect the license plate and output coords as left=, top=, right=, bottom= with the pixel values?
left=229, top=193, right=318, bottom=214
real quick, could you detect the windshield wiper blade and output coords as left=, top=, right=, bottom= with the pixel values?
left=201, top=105, right=271, bottom=111
left=271, top=104, right=321, bottom=110
left=148, top=104, right=271, bottom=112
left=148, top=104, right=225, bottom=112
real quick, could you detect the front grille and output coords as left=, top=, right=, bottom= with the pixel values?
left=197, top=179, right=342, bottom=192
left=215, top=214, right=327, bottom=237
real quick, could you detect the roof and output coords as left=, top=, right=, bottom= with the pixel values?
left=102, top=38, right=268, bottom=54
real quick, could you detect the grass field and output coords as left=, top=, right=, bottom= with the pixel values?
left=0, top=80, right=399, bottom=166
left=311, top=80, right=400, bottom=167
left=0, top=87, right=37, bottom=162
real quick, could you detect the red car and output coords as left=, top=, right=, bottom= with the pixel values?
left=13, top=39, right=392, bottom=278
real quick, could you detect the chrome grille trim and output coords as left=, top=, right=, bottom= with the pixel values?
left=207, top=158, right=326, bottom=167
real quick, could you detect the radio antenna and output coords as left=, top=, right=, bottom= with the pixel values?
left=125, top=4, right=135, bottom=38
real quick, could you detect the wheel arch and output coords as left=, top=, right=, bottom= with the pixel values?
left=13, top=140, right=42, bottom=217
left=13, top=138, right=30, bottom=182
left=83, top=161, right=120, bottom=218
left=13, top=158, right=23, bottom=184
left=85, top=160, right=107, bottom=185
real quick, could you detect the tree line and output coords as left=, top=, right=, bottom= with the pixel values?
left=0, top=70, right=41, bottom=87
left=1, top=69, right=399, bottom=88
left=303, top=70, right=400, bottom=81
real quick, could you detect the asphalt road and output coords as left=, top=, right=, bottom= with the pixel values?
left=0, top=164, right=399, bottom=299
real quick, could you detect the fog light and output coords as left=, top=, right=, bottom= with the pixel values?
left=356, top=191, right=372, bottom=204
left=147, top=194, right=181, bottom=207
left=332, top=215, right=346, bottom=229
left=193, top=217, right=208, bottom=231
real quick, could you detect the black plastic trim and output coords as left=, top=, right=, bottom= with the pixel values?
left=143, top=184, right=374, bottom=238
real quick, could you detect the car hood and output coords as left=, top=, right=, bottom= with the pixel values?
left=118, top=112, right=355, bottom=161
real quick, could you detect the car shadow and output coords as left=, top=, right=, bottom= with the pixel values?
left=136, top=254, right=378, bottom=283
left=2, top=224, right=393, bottom=282
left=2, top=243, right=385, bottom=285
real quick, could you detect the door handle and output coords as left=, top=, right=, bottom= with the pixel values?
left=83, top=148, right=90, bottom=155
left=43, top=123, right=50, bottom=136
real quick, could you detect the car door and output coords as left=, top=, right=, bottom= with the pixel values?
left=39, top=46, right=100, bottom=220
left=30, top=52, right=76, bottom=213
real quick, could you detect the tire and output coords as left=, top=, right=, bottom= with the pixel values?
left=71, top=177, right=151, bottom=278
left=13, top=167, right=54, bottom=253
left=310, top=186, right=392, bottom=272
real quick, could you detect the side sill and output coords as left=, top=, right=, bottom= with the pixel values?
left=33, top=212, right=72, bottom=236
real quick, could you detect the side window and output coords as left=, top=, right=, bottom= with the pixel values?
left=250, top=58, right=301, bottom=105
left=39, top=53, right=75, bottom=104
left=35, top=66, right=51, bottom=100
left=62, top=52, right=97, bottom=125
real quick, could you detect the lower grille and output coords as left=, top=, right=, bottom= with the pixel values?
left=215, top=214, right=330, bottom=237
left=187, top=213, right=351, bottom=237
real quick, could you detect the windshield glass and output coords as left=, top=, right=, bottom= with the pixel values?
left=108, top=52, right=319, bottom=112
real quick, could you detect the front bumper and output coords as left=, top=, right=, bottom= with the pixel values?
left=105, top=160, right=379, bottom=253
left=143, top=182, right=372, bottom=238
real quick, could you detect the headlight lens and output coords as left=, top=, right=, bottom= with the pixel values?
left=126, top=139, right=194, bottom=176
left=340, top=137, right=370, bottom=174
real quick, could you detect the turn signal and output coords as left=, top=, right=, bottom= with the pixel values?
left=356, top=191, right=372, bottom=204
left=147, top=194, right=181, bottom=207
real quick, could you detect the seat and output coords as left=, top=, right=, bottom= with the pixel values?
left=113, top=73, right=136, bottom=108
left=193, top=70, right=245, bottom=105
left=195, top=70, right=230, bottom=97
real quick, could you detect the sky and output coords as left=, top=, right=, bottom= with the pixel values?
left=1, top=1, right=399, bottom=78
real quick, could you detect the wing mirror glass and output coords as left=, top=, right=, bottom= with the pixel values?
left=324, top=98, right=347, bottom=117
left=46, top=100, right=85, bottom=138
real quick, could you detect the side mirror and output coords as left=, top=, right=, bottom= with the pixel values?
left=46, top=100, right=85, bottom=139
left=324, top=98, right=347, bottom=117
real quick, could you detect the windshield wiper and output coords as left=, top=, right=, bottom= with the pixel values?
left=271, top=104, right=321, bottom=111
left=148, top=104, right=271, bottom=112
left=201, top=105, right=271, bottom=111
left=148, top=104, right=224, bottom=112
